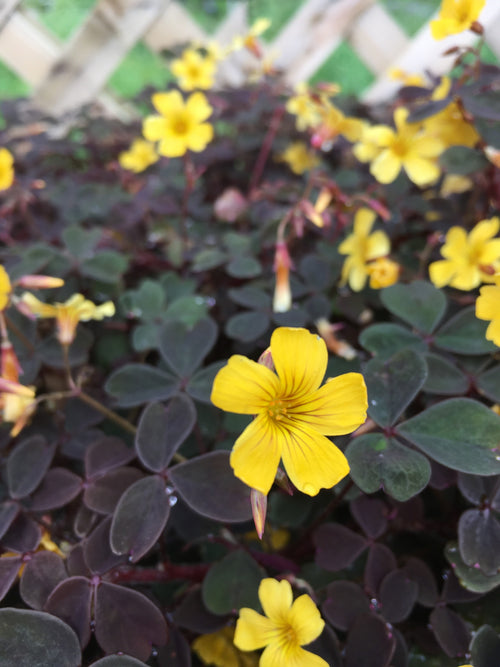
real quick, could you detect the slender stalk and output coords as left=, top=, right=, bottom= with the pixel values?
left=248, top=105, right=285, bottom=194
left=77, top=390, right=137, bottom=436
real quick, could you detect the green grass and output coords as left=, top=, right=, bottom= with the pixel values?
left=310, top=41, right=375, bottom=96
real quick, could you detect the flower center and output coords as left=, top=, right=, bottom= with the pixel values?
left=391, top=136, right=409, bottom=158
left=267, top=397, right=287, bottom=421
left=279, top=621, right=299, bottom=648
left=171, top=113, right=190, bottom=136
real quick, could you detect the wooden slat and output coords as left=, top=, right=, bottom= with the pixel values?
left=214, top=3, right=252, bottom=87
left=271, top=0, right=375, bottom=86
left=349, top=4, right=408, bottom=75
left=145, top=0, right=206, bottom=52
left=32, top=0, right=171, bottom=116
left=363, top=0, right=500, bottom=103
left=0, top=10, right=59, bottom=86
left=0, top=0, right=21, bottom=31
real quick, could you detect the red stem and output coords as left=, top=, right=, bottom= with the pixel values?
left=248, top=105, right=285, bottom=194
left=110, top=562, right=209, bottom=585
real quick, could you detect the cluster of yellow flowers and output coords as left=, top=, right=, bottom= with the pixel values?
left=0, top=266, right=114, bottom=437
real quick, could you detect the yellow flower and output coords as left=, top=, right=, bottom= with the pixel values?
left=369, top=107, right=444, bottom=186
left=0, top=266, right=12, bottom=311
left=119, top=139, right=158, bottom=173
left=234, top=578, right=327, bottom=667
left=352, top=122, right=383, bottom=164
left=367, top=257, right=400, bottom=289
left=0, top=148, right=14, bottom=191
left=338, top=208, right=391, bottom=291
left=429, top=218, right=500, bottom=290
left=232, top=18, right=271, bottom=57
left=171, top=48, right=216, bottom=91
left=143, top=90, right=214, bottom=158
left=193, top=626, right=259, bottom=667
left=312, top=102, right=364, bottom=149
left=424, top=77, right=479, bottom=149
left=476, top=274, right=500, bottom=346
left=277, top=141, right=319, bottom=175
left=20, top=293, right=115, bottom=345
left=286, top=84, right=322, bottom=131
left=0, top=376, right=36, bottom=437
left=211, top=327, right=367, bottom=496
left=440, top=174, right=473, bottom=196
left=388, top=68, right=426, bottom=87
left=430, top=0, right=485, bottom=39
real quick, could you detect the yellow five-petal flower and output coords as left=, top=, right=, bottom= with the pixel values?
left=21, top=293, right=115, bottom=345
left=211, top=327, right=367, bottom=496
left=234, top=578, right=327, bottom=667
left=430, top=0, right=485, bottom=40
left=338, top=208, right=391, bottom=292
left=429, top=217, right=500, bottom=290
left=143, top=90, right=214, bottom=158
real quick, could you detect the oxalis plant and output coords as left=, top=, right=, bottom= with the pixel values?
left=0, top=3, right=500, bottom=666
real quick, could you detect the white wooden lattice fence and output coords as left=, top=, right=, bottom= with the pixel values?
left=0, top=0, right=500, bottom=119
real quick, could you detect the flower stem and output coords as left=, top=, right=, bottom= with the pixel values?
left=249, top=105, right=285, bottom=194
left=77, top=390, right=137, bottom=436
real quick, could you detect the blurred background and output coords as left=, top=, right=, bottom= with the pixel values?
left=0, top=0, right=499, bottom=119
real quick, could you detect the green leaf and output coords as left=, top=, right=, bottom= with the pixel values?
left=135, top=396, right=196, bottom=472
left=62, top=225, right=101, bottom=259
left=132, top=323, right=160, bottom=352
left=37, top=328, right=93, bottom=369
left=202, top=550, right=262, bottom=615
left=159, top=318, right=217, bottom=377
left=186, top=361, right=225, bottom=403
left=458, top=508, right=500, bottom=576
left=225, top=256, right=262, bottom=278
left=445, top=543, right=500, bottom=593
left=228, top=286, right=271, bottom=310
left=422, top=353, right=470, bottom=395
left=121, top=280, right=166, bottom=320
left=81, top=251, right=128, bottom=283
left=434, top=306, right=497, bottom=355
left=169, top=451, right=253, bottom=523
left=346, top=435, right=431, bottom=502
left=380, top=281, right=446, bottom=334
left=439, top=146, right=488, bottom=175
left=164, top=295, right=208, bottom=327
left=225, top=311, right=269, bottom=342
left=477, top=364, right=500, bottom=402
left=0, top=609, right=81, bottom=667
left=9, top=244, right=61, bottom=280
left=110, top=475, right=170, bottom=563
left=359, top=323, right=427, bottom=361
left=363, top=349, right=427, bottom=427
left=470, top=625, right=500, bottom=667
left=7, top=436, right=55, bottom=500
left=397, top=398, right=500, bottom=475
left=223, top=232, right=252, bottom=255
left=192, top=248, right=227, bottom=272
left=105, top=364, right=180, bottom=407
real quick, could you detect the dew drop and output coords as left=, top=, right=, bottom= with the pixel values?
left=371, top=399, right=377, bottom=406
left=151, top=649, right=158, bottom=657
left=169, top=495, right=178, bottom=507
left=165, top=485, right=174, bottom=495
left=128, top=554, right=134, bottom=563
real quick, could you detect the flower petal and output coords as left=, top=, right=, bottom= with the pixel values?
left=366, top=230, right=390, bottom=260
left=142, top=116, right=169, bottom=142
left=20, top=293, right=58, bottom=318
left=186, top=92, right=213, bottom=122
left=230, top=413, right=282, bottom=495
left=429, top=259, right=457, bottom=288
left=289, top=372, right=367, bottom=435
left=211, top=356, right=280, bottom=414
left=486, top=318, right=500, bottom=346
left=261, top=642, right=328, bottom=667
left=288, top=594, right=325, bottom=646
left=271, top=328, right=327, bottom=399
left=470, top=217, right=500, bottom=246
left=353, top=208, right=376, bottom=238
left=280, top=424, right=350, bottom=495
left=259, top=578, right=293, bottom=621
left=234, top=608, right=275, bottom=651
left=370, top=150, right=402, bottom=184
left=158, top=136, right=188, bottom=158
left=477, top=285, right=500, bottom=320
left=186, top=122, right=214, bottom=152
left=152, top=90, right=184, bottom=116
left=403, top=156, right=440, bottom=186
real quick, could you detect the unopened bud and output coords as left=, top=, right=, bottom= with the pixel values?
left=251, top=489, right=267, bottom=540
left=16, top=275, right=64, bottom=289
